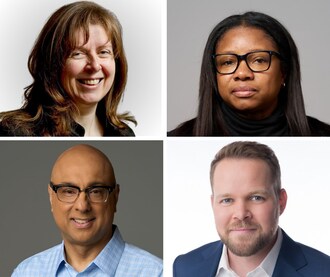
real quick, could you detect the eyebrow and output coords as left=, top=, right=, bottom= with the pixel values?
left=214, top=190, right=271, bottom=199
left=215, top=49, right=277, bottom=55
left=75, top=40, right=113, bottom=48
left=52, top=181, right=109, bottom=187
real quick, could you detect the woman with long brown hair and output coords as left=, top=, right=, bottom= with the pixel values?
left=0, top=1, right=136, bottom=136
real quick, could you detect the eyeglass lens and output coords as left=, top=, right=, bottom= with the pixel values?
left=57, top=186, right=109, bottom=203
left=214, top=51, right=272, bottom=74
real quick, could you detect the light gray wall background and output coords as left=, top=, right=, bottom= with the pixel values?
left=167, top=0, right=330, bottom=131
left=0, top=0, right=162, bottom=136
left=0, top=140, right=163, bottom=277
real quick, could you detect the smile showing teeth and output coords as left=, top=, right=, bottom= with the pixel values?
left=79, top=79, right=102, bottom=85
left=74, top=219, right=92, bottom=224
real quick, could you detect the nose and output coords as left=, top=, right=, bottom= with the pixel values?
left=233, top=60, right=254, bottom=81
left=74, top=192, right=91, bottom=213
left=86, top=54, right=102, bottom=72
left=233, top=200, right=252, bottom=221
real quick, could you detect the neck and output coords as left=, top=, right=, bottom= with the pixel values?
left=63, top=228, right=113, bottom=272
left=64, top=244, right=99, bottom=272
left=74, top=104, right=103, bottom=136
left=234, top=102, right=278, bottom=121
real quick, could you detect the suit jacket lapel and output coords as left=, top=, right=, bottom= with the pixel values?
left=196, top=241, right=223, bottom=277
left=272, top=229, right=307, bottom=277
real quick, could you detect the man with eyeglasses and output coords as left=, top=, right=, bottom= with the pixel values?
left=12, top=144, right=163, bottom=277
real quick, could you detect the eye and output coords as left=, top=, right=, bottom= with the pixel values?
left=219, top=198, right=233, bottom=205
left=250, top=195, right=265, bottom=202
left=70, top=51, right=86, bottom=59
left=60, top=187, right=78, bottom=195
left=218, top=57, right=236, bottom=67
left=89, top=188, right=103, bottom=195
left=99, top=49, right=113, bottom=57
left=250, top=55, right=270, bottom=64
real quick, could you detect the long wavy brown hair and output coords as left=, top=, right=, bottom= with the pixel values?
left=0, top=1, right=136, bottom=136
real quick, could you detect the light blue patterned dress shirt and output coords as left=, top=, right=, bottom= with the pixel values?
left=11, top=226, right=163, bottom=277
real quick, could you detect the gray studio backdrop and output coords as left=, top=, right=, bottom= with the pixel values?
left=0, top=141, right=163, bottom=277
left=167, top=0, right=330, bottom=131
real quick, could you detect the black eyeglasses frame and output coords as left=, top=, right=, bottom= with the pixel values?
left=212, top=50, right=283, bottom=75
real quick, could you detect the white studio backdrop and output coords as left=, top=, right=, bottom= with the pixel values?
left=0, top=0, right=163, bottom=136
left=164, top=138, right=330, bottom=276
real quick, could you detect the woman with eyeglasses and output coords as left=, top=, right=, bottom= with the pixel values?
left=168, top=11, right=330, bottom=136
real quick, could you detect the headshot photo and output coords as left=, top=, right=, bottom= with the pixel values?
left=0, top=0, right=161, bottom=136
left=0, top=141, right=163, bottom=276
left=165, top=139, right=330, bottom=276
left=167, top=0, right=330, bottom=136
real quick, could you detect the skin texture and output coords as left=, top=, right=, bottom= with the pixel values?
left=48, top=144, right=119, bottom=271
left=211, top=158, right=287, bottom=275
left=215, top=26, right=285, bottom=120
left=61, top=24, right=116, bottom=109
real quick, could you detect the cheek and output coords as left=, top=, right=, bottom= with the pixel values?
left=216, top=76, right=231, bottom=99
left=213, top=206, right=230, bottom=228
left=253, top=204, right=278, bottom=228
left=61, top=61, right=84, bottom=82
left=103, top=60, right=116, bottom=79
left=52, top=203, right=70, bottom=225
left=263, top=66, right=283, bottom=94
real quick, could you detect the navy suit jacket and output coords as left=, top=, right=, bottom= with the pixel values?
left=173, top=230, right=330, bottom=277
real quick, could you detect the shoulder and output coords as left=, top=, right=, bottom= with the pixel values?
left=103, top=120, right=135, bottom=137
left=116, top=243, right=163, bottom=276
left=174, top=241, right=221, bottom=265
left=276, top=230, right=330, bottom=276
left=12, top=244, right=62, bottom=276
left=296, top=242, right=330, bottom=272
left=0, top=110, right=35, bottom=136
left=307, top=116, right=330, bottom=136
left=0, top=122, right=12, bottom=136
left=173, top=241, right=222, bottom=277
left=118, top=123, right=135, bottom=136
left=167, top=118, right=196, bottom=136
left=297, top=242, right=330, bottom=261
left=0, top=122, right=31, bottom=137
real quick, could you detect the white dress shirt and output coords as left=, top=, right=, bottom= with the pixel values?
left=216, top=229, right=283, bottom=277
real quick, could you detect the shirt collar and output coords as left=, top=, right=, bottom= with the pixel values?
left=56, top=225, right=125, bottom=275
left=93, top=225, right=125, bottom=274
left=216, top=228, right=283, bottom=277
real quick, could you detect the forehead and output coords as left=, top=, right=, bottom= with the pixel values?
left=212, top=158, right=272, bottom=194
left=73, top=24, right=111, bottom=46
left=51, top=146, right=114, bottom=184
left=216, top=26, right=278, bottom=53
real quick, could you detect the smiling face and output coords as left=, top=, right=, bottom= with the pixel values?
left=61, top=24, right=116, bottom=109
left=215, top=26, right=285, bottom=120
left=211, top=158, right=287, bottom=257
left=49, top=145, right=119, bottom=251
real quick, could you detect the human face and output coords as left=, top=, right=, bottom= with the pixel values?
left=211, top=158, right=287, bottom=257
left=48, top=146, right=119, bottom=250
left=61, top=24, right=116, bottom=109
left=215, top=27, right=285, bottom=120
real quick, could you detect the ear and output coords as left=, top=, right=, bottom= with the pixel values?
left=278, top=188, right=287, bottom=215
left=113, top=184, right=120, bottom=213
left=48, top=184, right=54, bottom=212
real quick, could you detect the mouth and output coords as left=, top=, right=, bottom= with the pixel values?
left=78, top=78, right=103, bottom=86
left=232, top=87, right=257, bottom=97
left=231, top=228, right=256, bottom=232
left=71, top=218, right=95, bottom=228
